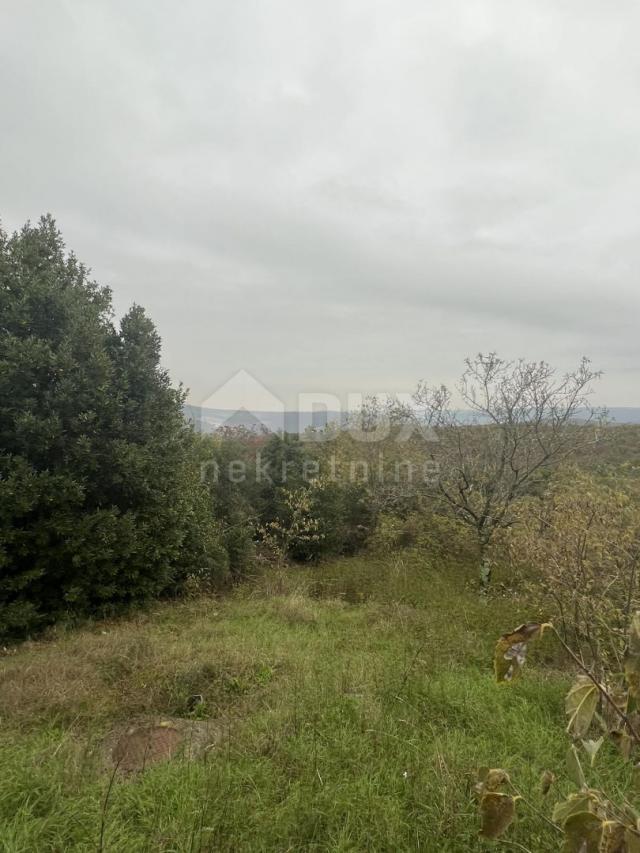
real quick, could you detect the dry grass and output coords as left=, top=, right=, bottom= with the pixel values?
left=0, top=597, right=279, bottom=730
left=269, top=592, right=319, bottom=625
left=245, top=565, right=313, bottom=598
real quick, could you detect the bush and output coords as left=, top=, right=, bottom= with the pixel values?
left=503, top=467, right=640, bottom=672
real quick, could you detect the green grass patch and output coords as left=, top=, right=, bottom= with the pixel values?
left=0, top=554, right=633, bottom=850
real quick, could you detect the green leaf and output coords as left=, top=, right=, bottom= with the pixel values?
left=566, top=744, right=587, bottom=789
left=479, top=792, right=517, bottom=839
left=565, top=675, right=599, bottom=738
left=562, top=811, right=602, bottom=852
left=581, top=737, right=604, bottom=767
left=552, top=792, right=597, bottom=826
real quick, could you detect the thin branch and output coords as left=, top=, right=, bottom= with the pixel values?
left=550, top=626, right=640, bottom=746
left=507, top=781, right=562, bottom=835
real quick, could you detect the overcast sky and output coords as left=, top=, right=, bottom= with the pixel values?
left=2, top=0, right=639, bottom=408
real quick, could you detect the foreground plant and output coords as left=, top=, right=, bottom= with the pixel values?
left=476, top=617, right=640, bottom=848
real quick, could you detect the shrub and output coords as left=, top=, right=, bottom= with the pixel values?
left=503, top=467, right=640, bottom=673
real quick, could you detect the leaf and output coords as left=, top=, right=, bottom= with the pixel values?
left=494, top=623, right=547, bottom=683
left=473, top=766, right=490, bottom=799
left=540, top=769, right=556, bottom=796
left=610, top=730, right=634, bottom=761
left=479, top=792, right=516, bottom=839
left=620, top=802, right=640, bottom=827
left=552, top=792, right=598, bottom=826
left=602, top=685, right=629, bottom=733
left=484, top=768, right=510, bottom=791
left=581, top=737, right=604, bottom=767
left=474, top=767, right=510, bottom=800
left=566, top=744, right=586, bottom=789
left=626, top=827, right=640, bottom=853
left=625, top=613, right=640, bottom=700
left=598, top=820, right=626, bottom=853
left=562, top=811, right=602, bottom=852
left=565, top=675, right=599, bottom=738
left=608, top=708, right=639, bottom=762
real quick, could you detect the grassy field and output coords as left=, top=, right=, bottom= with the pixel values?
left=0, top=554, right=633, bottom=852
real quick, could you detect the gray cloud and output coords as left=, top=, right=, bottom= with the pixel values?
left=2, top=0, right=639, bottom=407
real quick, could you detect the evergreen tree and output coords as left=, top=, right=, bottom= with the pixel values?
left=0, top=216, right=223, bottom=637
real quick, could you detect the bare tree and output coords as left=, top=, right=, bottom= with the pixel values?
left=409, top=354, right=605, bottom=587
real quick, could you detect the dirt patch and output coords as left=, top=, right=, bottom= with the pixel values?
left=104, top=717, right=222, bottom=774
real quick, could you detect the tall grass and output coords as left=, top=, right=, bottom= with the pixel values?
left=0, top=554, right=630, bottom=850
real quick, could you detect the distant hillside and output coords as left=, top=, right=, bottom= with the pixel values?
left=183, top=405, right=345, bottom=434
left=607, top=408, right=640, bottom=424
left=184, top=405, right=640, bottom=434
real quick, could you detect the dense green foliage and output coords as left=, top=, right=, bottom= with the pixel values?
left=198, top=429, right=375, bottom=569
left=0, top=217, right=226, bottom=637
left=0, top=218, right=382, bottom=639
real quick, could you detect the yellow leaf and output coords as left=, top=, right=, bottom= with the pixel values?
left=599, top=820, right=626, bottom=853
left=479, top=792, right=516, bottom=840
left=562, top=811, right=602, bottom=852
left=626, top=827, right=640, bottom=853
left=540, top=769, right=556, bottom=796
left=610, top=730, right=634, bottom=761
left=494, top=623, right=546, bottom=683
left=474, top=768, right=510, bottom=799
left=484, top=768, right=510, bottom=791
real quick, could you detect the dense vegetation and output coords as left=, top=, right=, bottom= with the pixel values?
left=0, top=217, right=228, bottom=637
left=2, top=218, right=640, bottom=850
left=0, top=217, right=622, bottom=642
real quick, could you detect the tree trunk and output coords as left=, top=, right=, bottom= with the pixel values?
left=479, top=539, right=491, bottom=590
